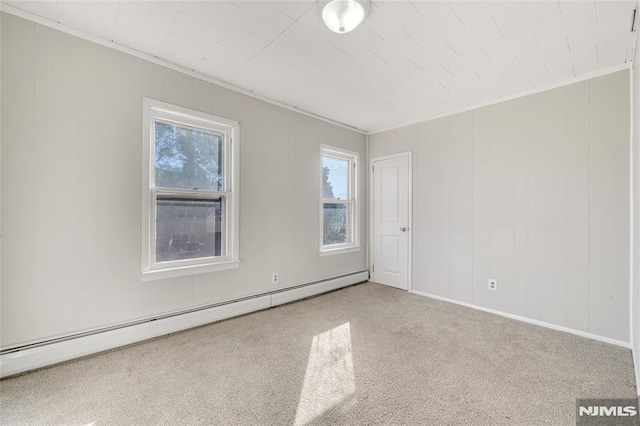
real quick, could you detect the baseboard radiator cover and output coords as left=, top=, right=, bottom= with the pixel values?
left=409, top=289, right=632, bottom=349
left=0, top=271, right=368, bottom=378
left=270, top=271, right=368, bottom=306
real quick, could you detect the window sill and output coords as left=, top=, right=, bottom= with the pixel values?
left=319, top=246, right=361, bottom=257
left=142, top=260, right=240, bottom=282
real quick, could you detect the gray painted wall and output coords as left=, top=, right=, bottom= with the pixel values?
left=633, top=31, right=640, bottom=394
left=0, top=13, right=367, bottom=348
left=369, top=70, right=631, bottom=342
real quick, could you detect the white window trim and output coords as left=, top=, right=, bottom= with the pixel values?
left=319, top=144, right=360, bottom=256
left=142, top=98, right=240, bottom=281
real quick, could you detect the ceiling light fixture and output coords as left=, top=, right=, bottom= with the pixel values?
left=322, top=0, right=367, bottom=34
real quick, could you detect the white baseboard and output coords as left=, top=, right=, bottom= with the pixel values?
left=270, top=272, right=369, bottom=307
left=409, top=289, right=632, bottom=349
left=0, top=272, right=367, bottom=378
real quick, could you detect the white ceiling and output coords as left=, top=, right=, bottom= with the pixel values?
left=4, top=0, right=639, bottom=132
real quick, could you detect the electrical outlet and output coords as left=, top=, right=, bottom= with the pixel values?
left=488, top=279, right=497, bottom=291
left=272, top=273, right=279, bottom=284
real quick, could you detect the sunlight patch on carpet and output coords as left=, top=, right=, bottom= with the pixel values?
left=294, top=322, right=356, bottom=426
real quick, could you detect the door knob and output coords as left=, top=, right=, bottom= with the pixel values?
left=400, top=227, right=407, bottom=232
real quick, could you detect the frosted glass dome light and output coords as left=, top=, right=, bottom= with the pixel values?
left=322, top=0, right=366, bottom=34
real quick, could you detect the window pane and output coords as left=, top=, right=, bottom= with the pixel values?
left=156, top=197, right=224, bottom=262
left=323, top=203, right=351, bottom=245
left=322, top=156, right=349, bottom=200
left=155, top=120, right=224, bottom=191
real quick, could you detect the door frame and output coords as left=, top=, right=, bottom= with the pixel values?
left=369, top=151, right=413, bottom=291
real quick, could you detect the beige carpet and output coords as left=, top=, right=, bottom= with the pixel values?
left=0, top=282, right=636, bottom=425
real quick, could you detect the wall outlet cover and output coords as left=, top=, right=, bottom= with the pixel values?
left=488, top=279, right=498, bottom=291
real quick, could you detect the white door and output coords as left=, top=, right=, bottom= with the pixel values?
left=371, top=153, right=410, bottom=290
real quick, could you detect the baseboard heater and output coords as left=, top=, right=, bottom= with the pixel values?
left=0, top=270, right=369, bottom=378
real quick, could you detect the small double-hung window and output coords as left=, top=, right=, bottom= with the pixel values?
left=142, top=99, right=239, bottom=280
left=320, top=145, right=360, bottom=255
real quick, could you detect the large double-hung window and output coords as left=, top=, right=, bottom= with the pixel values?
left=320, top=145, right=359, bottom=255
left=142, top=99, right=239, bottom=280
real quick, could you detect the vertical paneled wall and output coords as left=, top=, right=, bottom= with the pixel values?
left=632, top=33, right=640, bottom=394
left=0, top=14, right=367, bottom=348
left=369, top=70, right=630, bottom=342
